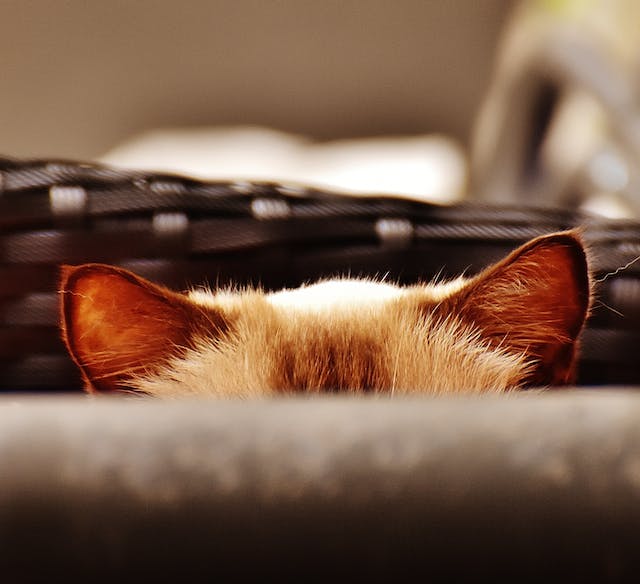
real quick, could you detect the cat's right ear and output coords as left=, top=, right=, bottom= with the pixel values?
left=450, top=231, right=591, bottom=386
left=59, top=264, right=226, bottom=393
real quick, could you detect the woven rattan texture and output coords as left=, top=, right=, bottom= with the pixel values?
left=0, top=157, right=637, bottom=391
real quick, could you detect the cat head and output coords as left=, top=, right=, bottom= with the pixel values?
left=59, top=231, right=591, bottom=396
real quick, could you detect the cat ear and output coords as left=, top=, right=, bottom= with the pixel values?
left=454, top=231, right=591, bottom=386
left=60, top=264, right=225, bottom=393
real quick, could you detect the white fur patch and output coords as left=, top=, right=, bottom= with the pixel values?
left=266, top=279, right=405, bottom=311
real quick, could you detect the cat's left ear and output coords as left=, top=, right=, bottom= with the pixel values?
left=60, top=264, right=225, bottom=393
left=453, top=230, right=591, bottom=386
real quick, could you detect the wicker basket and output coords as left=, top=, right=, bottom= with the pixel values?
left=1, top=156, right=638, bottom=391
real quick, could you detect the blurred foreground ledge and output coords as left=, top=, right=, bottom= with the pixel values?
left=1, top=391, right=639, bottom=582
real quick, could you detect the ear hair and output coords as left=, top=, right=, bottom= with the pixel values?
left=447, top=230, right=591, bottom=386
left=60, top=264, right=226, bottom=393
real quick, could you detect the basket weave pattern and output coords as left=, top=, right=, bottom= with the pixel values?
left=0, top=157, right=636, bottom=390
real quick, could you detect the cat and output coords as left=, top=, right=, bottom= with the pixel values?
left=59, top=230, right=591, bottom=396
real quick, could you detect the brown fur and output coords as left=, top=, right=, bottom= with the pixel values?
left=59, top=231, right=591, bottom=396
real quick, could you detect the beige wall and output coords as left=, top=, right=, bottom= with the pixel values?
left=0, top=1, right=513, bottom=159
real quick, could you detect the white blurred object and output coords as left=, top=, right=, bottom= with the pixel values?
left=100, top=126, right=467, bottom=204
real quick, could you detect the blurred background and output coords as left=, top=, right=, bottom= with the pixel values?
left=3, top=0, right=639, bottom=214
left=0, top=0, right=514, bottom=204
left=0, top=0, right=511, bottom=158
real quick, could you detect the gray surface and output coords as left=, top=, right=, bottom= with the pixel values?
left=1, top=391, right=640, bottom=581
